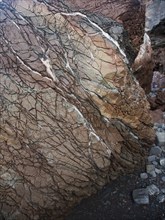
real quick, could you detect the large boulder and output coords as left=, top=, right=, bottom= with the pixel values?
left=0, top=0, right=154, bottom=219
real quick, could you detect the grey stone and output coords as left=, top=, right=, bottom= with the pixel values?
left=140, top=173, right=148, bottom=179
left=157, top=128, right=163, bottom=132
left=161, top=176, right=165, bottom=182
left=160, top=158, right=165, bottom=166
left=149, top=146, right=162, bottom=156
left=148, top=155, right=157, bottom=162
left=161, top=188, right=165, bottom=193
left=147, top=184, right=160, bottom=196
left=132, top=189, right=149, bottom=204
left=157, top=124, right=163, bottom=129
left=156, top=131, right=165, bottom=147
left=155, top=168, right=162, bottom=174
left=150, top=171, right=156, bottom=178
left=157, top=194, right=165, bottom=203
left=146, top=164, right=155, bottom=174
left=152, top=161, right=158, bottom=166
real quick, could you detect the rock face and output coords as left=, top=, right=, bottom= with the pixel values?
left=132, top=33, right=153, bottom=93
left=145, top=0, right=165, bottom=33
left=61, top=0, right=146, bottom=52
left=146, top=0, right=165, bottom=74
left=0, top=0, right=154, bottom=219
left=132, top=0, right=165, bottom=94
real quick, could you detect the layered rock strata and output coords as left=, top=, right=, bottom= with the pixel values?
left=0, top=0, right=154, bottom=219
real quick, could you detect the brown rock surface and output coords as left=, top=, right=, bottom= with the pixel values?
left=0, top=0, right=154, bottom=219
left=56, top=0, right=145, bottom=52
left=148, top=90, right=165, bottom=111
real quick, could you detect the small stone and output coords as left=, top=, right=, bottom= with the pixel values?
left=150, top=171, right=156, bottom=178
left=132, top=189, right=149, bottom=204
left=161, top=188, right=165, bottom=193
left=155, top=168, right=162, bottom=174
left=152, top=161, right=158, bottom=166
left=146, top=164, right=155, bottom=174
left=161, top=176, right=165, bottom=182
left=158, top=124, right=163, bottom=129
left=140, top=173, right=148, bottom=179
left=148, top=155, right=157, bottom=162
left=156, top=131, right=165, bottom=147
left=157, top=194, right=165, bottom=203
left=149, top=146, right=162, bottom=156
left=147, top=184, right=160, bottom=196
left=162, top=124, right=165, bottom=130
left=160, top=158, right=165, bottom=166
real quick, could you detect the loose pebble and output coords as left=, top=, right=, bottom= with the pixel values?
left=148, top=155, right=157, bottom=162
left=146, top=165, right=155, bottom=174
left=157, top=194, right=165, bottom=203
left=161, top=176, right=165, bottom=182
left=150, top=146, right=162, bottom=156
left=147, top=184, right=160, bottom=196
left=140, top=173, right=148, bottom=179
left=152, top=161, right=158, bottom=166
left=132, top=189, right=149, bottom=204
left=155, top=168, right=162, bottom=174
left=160, top=158, right=165, bottom=166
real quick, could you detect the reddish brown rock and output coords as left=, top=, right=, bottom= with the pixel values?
left=148, top=90, right=165, bottom=111
left=0, top=0, right=154, bottom=219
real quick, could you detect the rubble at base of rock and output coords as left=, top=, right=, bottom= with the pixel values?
left=133, top=122, right=165, bottom=205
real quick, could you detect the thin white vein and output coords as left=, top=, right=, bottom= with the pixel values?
left=64, top=52, right=75, bottom=76
left=40, top=57, right=58, bottom=82
left=11, top=21, right=20, bottom=30
left=61, top=12, right=128, bottom=63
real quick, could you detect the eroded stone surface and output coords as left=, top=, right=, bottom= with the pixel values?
left=0, top=0, right=154, bottom=219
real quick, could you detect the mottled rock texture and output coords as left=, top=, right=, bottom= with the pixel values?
left=0, top=0, right=154, bottom=219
